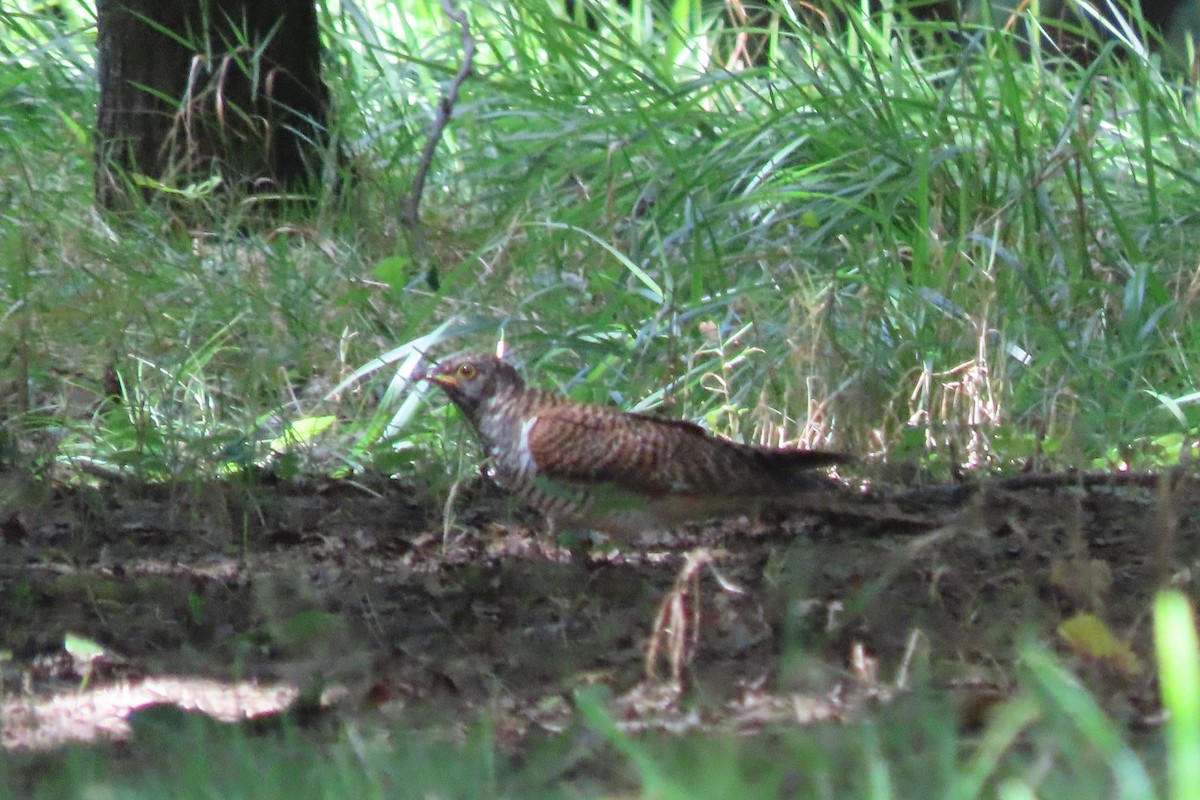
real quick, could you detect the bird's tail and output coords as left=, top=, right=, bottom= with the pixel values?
left=727, top=443, right=851, bottom=493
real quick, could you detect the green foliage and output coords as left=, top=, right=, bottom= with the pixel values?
left=1155, top=591, right=1200, bottom=800
left=0, top=642, right=1186, bottom=798
left=1, top=0, right=1199, bottom=483
left=573, top=654, right=1162, bottom=799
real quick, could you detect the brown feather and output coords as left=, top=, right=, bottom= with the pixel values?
left=425, top=351, right=852, bottom=537
left=526, top=403, right=849, bottom=497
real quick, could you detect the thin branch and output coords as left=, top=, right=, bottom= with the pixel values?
left=403, top=0, right=474, bottom=231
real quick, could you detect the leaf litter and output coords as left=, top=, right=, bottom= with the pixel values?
left=0, top=470, right=1193, bottom=753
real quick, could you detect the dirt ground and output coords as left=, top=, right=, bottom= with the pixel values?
left=0, top=468, right=1192, bottom=752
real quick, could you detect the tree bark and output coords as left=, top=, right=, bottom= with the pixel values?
left=94, top=0, right=330, bottom=210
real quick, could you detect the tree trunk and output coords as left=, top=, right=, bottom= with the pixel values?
left=94, top=0, right=330, bottom=210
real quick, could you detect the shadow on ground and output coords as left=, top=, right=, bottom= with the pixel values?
left=0, top=470, right=1190, bottom=751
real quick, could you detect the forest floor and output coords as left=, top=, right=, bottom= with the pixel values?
left=0, top=468, right=1190, bottom=758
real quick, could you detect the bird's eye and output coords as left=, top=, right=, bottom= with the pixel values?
left=457, top=363, right=478, bottom=380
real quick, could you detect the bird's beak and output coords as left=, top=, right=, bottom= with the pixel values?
left=421, top=367, right=456, bottom=388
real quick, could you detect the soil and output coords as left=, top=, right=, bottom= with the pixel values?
left=0, top=468, right=1193, bottom=752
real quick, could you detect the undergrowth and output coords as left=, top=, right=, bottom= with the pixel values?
left=1, top=0, right=1198, bottom=482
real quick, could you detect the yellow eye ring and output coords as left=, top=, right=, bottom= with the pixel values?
left=457, top=363, right=478, bottom=380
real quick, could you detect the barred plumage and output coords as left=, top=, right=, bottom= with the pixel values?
left=424, top=352, right=850, bottom=539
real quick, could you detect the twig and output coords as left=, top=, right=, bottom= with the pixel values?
left=984, top=470, right=1186, bottom=491
left=403, top=0, right=474, bottom=234
left=645, top=548, right=736, bottom=684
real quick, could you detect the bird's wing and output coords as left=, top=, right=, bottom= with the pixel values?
left=523, top=403, right=842, bottom=497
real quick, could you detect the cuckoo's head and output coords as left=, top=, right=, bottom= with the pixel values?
left=424, top=352, right=526, bottom=416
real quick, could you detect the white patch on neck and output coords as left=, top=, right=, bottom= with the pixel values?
left=517, top=415, right=539, bottom=473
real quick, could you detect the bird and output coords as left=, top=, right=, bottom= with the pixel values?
left=422, top=351, right=851, bottom=540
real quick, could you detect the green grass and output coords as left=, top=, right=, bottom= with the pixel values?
left=0, top=638, right=1185, bottom=798
left=5, top=0, right=1200, bottom=484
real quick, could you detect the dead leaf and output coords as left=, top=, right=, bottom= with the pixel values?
left=1057, top=612, right=1143, bottom=677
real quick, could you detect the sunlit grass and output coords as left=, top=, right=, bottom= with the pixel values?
left=1, top=0, right=1199, bottom=482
